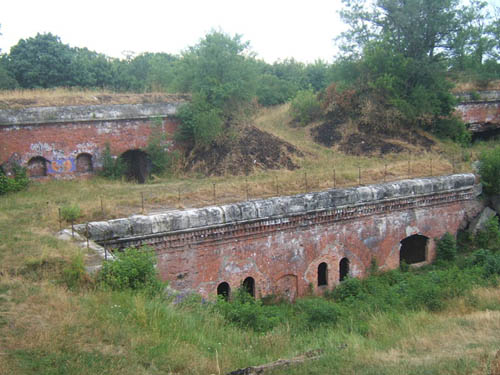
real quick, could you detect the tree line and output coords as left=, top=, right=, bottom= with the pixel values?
left=2, top=0, right=500, bottom=147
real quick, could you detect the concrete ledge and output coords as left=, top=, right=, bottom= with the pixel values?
left=76, top=174, right=477, bottom=242
left=0, top=102, right=185, bottom=126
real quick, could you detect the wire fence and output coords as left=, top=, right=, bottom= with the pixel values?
left=54, top=151, right=478, bottom=239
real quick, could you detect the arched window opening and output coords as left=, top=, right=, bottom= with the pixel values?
left=76, top=153, right=93, bottom=173
left=120, top=149, right=151, bottom=184
left=339, top=258, right=349, bottom=282
left=27, top=156, right=48, bottom=177
left=400, top=234, right=428, bottom=264
left=217, top=282, right=230, bottom=301
left=317, top=262, right=328, bottom=286
left=242, top=277, right=255, bottom=297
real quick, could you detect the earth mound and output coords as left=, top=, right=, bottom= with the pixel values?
left=311, top=120, right=435, bottom=156
left=186, top=126, right=303, bottom=176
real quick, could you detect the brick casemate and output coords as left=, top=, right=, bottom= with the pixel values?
left=77, top=174, right=483, bottom=300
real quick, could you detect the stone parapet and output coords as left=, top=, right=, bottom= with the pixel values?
left=0, top=102, right=184, bottom=126
left=77, top=173, right=478, bottom=245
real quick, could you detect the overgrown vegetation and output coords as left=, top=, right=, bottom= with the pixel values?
left=0, top=165, right=29, bottom=195
left=479, top=145, right=500, bottom=195
left=98, top=247, right=164, bottom=295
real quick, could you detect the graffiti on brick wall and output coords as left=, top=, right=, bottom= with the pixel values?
left=48, top=158, right=75, bottom=174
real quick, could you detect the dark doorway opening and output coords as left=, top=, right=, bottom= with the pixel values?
left=76, top=153, right=93, bottom=173
left=318, top=262, right=328, bottom=286
left=27, top=156, right=48, bottom=177
left=400, top=234, right=428, bottom=264
left=217, top=282, right=230, bottom=300
left=243, top=277, right=255, bottom=297
left=339, top=258, right=349, bottom=282
left=120, top=149, right=151, bottom=183
left=471, top=127, right=500, bottom=142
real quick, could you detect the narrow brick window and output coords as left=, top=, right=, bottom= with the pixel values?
left=243, top=277, right=255, bottom=297
left=217, top=282, right=230, bottom=300
left=318, top=262, right=328, bottom=286
left=339, top=258, right=349, bottom=282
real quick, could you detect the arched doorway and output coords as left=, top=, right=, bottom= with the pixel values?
left=317, top=262, right=328, bottom=286
left=217, top=282, right=230, bottom=300
left=120, top=149, right=150, bottom=183
left=339, top=258, right=349, bottom=282
left=27, top=156, right=48, bottom=177
left=76, top=153, right=93, bottom=173
left=242, top=277, right=255, bottom=297
left=400, top=234, right=428, bottom=264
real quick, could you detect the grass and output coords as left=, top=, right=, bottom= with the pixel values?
left=0, top=100, right=499, bottom=374
left=0, top=88, right=188, bottom=109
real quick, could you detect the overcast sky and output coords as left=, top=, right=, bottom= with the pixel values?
left=0, top=0, right=346, bottom=63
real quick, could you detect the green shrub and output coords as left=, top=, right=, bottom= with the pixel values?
left=436, top=232, right=457, bottom=262
left=98, top=247, right=163, bottom=295
left=468, top=249, right=500, bottom=278
left=175, top=94, right=223, bottom=147
left=433, top=117, right=471, bottom=146
left=214, top=287, right=283, bottom=332
left=99, top=143, right=126, bottom=179
left=289, top=89, right=322, bottom=126
left=62, top=253, right=89, bottom=290
left=0, top=165, right=29, bottom=195
left=478, top=146, right=500, bottom=195
left=60, top=204, right=82, bottom=224
left=475, top=216, right=500, bottom=251
left=294, top=297, right=342, bottom=329
left=331, top=277, right=363, bottom=301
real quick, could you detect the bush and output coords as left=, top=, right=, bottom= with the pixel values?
left=62, top=253, right=90, bottom=290
left=60, top=204, right=82, bottom=224
left=433, top=117, right=471, bottom=146
left=478, top=146, right=500, bottom=195
left=294, top=297, right=342, bottom=329
left=175, top=94, right=223, bottom=147
left=289, top=89, right=322, bottom=126
left=214, top=287, right=283, bottom=332
left=331, top=277, right=363, bottom=301
left=475, top=216, right=500, bottom=251
left=436, top=232, right=457, bottom=262
left=99, top=143, right=126, bottom=179
left=0, top=166, right=29, bottom=195
left=98, top=247, right=163, bottom=295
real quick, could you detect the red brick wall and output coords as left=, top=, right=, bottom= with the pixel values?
left=153, top=199, right=481, bottom=300
left=0, top=118, right=179, bottom=177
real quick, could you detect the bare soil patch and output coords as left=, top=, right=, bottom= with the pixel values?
left=186, top=126, right=303, bottom=176
left=311, top=120, right=435, bottom=156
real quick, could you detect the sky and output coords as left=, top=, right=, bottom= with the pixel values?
left=0, top=0, right=346, bottom=63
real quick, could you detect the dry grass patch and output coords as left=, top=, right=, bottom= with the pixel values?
left=0, top=88, right=188, bottom=109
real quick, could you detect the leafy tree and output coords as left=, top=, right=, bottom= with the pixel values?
left=338, top=0, right=465, bottom=61
left=173, top=31, right=257, bottom=146
left=7, top=33, right=75, bottom=88
left=173, top=31, right=257, bottom=114
left=334, top=0, right=475, bottom=139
